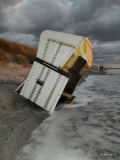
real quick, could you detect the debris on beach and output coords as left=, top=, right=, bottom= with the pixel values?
left=15, top=30, right=93, bottom=112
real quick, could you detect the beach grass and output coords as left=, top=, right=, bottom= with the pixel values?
left=0, top=50, right=9, bottom=66
left=0, top=37, right=37, bottom=66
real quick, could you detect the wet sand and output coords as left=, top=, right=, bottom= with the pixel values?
left=0, top=63, right=49, bottom=160
left=0, top=81, right=49, bottom=160
left=0, top=64, right=106, bottom=160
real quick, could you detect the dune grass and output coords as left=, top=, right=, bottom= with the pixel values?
left=10, top=53, right=36, bottom=66
left=0, top=50, right=9, bottom=66
left=0, top=38, right=37, bottom=66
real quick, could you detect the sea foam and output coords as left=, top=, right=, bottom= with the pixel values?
left=15, top=70, right=120, bottom=160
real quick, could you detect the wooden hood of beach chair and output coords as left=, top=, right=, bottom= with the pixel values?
left=16, top=30, right=86, bottom=112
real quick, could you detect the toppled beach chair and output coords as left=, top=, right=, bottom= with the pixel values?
left=16, top=30, right=93, bottom=112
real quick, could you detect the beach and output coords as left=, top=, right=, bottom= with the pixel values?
left=15, top=69, right=120, bottom=160
left=0, top=63, right=116, bottom=160
left=0, top=63, right=49, bottom=160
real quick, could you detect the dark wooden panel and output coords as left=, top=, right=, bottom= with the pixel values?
left=16, top=83, right=24, bottom=94
left=59, top=92, right=75, bottom=103
left=36, top=79, right=44, bottom=86
left=35, top=57, right=70, bottom=78
left=64, top=56, right=86, bottom=94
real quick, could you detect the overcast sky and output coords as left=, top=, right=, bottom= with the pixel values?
left=0, top=0, right=120, bottom=67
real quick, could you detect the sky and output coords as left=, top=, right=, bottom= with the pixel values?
left=0, top=0, right=120, bottom=67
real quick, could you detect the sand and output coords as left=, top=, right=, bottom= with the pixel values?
left=0, top=62, right=31, bottom=83
left=0, top=63, right=106, bottom=160
left=0, top=63, right=49, bottom=160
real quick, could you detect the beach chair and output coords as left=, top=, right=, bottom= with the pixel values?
left=16, top=30, right=93, bottom=112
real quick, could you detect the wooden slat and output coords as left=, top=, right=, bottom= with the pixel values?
left=60, top=92, right=75, bottom=102
left=35, top=57, right=70, bottom=78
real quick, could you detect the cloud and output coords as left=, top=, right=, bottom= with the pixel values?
left=0, top=0, right=120, bottom=66
left=0, top=32, right=37, bottom=47
left=92, top=40, right=120, bottom=66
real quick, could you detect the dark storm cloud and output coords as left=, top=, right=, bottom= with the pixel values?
left=69, top=0, right=120, bottom=41
left=1, top=0, right=120, bottom=41
left=0, top=0, right=120, bottom=66
left=0, top=0, right=22, bottom=21
left=92, top=40, right=120, bottom=66
left=0, top=0, right=23, bottom=32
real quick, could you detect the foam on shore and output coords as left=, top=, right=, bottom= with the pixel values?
left=15, top=73, right=120, bottom=160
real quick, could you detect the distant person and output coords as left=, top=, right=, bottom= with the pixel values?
left=98, top=65, right=100, bottom=71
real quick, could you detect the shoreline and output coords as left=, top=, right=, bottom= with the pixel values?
left=0, top=65, right=106, bottom=160
left=0, top=82, right=49, bottom=160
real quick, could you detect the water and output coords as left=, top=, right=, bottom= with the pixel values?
left=15, top=69, right=120, bottom=160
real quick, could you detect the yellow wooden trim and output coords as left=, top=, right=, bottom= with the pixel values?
left=70, top=56, right=79, bottom=68
left=61, top=58, right=71, bottom=69
left=61, top=54, right=75, bottom=69
left=83, top=40, right=87, bottom=54
left=71, top=54, right=75, bottom=58
left=76, top=46, right=83, bottom=58
left=86, top=46, right=89, bottom=62
left=85, top=37, right=93, bottom=49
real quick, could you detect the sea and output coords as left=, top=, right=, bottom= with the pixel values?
left=15, top=69, right=120, bottom=160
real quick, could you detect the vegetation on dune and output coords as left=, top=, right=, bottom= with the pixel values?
left=0, top=37, right=37, bottom=66
left=0, top=50, right=9, bottom=66
left=10, top=53, right=36, bottom=65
